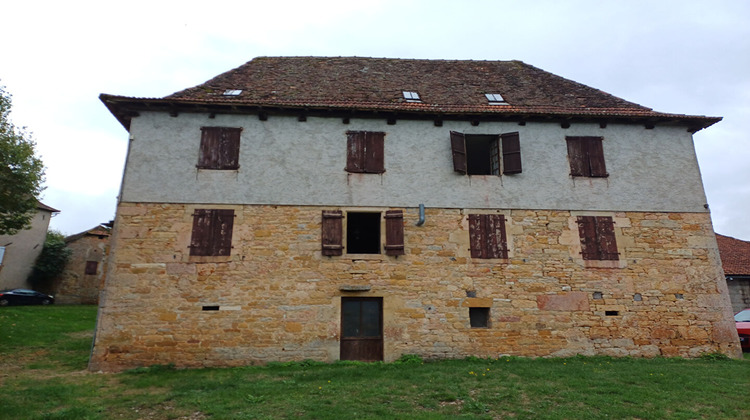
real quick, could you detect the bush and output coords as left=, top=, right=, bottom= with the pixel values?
left=28, top=230, right=71, bottom=292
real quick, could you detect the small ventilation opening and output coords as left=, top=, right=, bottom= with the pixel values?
left=605, top=310, right=619, bottom=316
left=470, top=307, right=490, bottom=328
left=202, top=305, right=220, bottom=311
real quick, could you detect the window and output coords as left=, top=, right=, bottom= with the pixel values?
left=222, top=89, right=242, bottom=96
left=576, top=216, right=618, bottom=260
left=345, top=131, right=385, bottom=174
left=451, top=131, right=521, bottom=175
left=189, top=209, right=235, bottom=256
left=469, top=307, right=490, bottom=328
left=566, top=136, right=607, bottom=177
left=484, top=93, right=507, bottom=105
left=197, top=127, right=242, bottom=170
left=468, top=214, right=508, bottom=259
left=321, top=210, right=404, bottom=256
left=85, top=261, right=98, bottom=275
left=402, top=91, right=421, bottom=102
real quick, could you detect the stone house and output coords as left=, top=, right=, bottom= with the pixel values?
left=89, top=57, right=741, bottom=371
left=0, top=202, right=59, bottom=290
left=51, top=224, right=111, bottom=304
left=716, top=234, right=750, bottom=313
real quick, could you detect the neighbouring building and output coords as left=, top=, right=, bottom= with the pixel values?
left=51, top=224, right=111, bottom=305
left=716, top=234, right=750, bottom=313
left=89, top=57, right=741, bottom=371
left=0, top=202, right=59, bottom=291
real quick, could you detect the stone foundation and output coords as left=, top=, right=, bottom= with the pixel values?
left=89, top=203, right=741, bottom=371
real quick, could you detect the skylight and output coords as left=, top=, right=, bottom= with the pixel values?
left=223, top=89, right=243, bottom=96
left=485, top=93, right=507, bottom=105
left=402, top=91, right=421, bottom=103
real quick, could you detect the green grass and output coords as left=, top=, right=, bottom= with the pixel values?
left=1, top=306, right=748, bottom=419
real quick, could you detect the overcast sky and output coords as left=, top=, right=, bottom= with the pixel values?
left=3, top=0, right=749, bottom=240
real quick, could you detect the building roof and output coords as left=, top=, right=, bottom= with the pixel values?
left=101, top=56, right=721, bottom=132
left=37, top=201, right=60, bottom=213
left=716, top=234, right=750, bottom=276
left=65, top=224, right=111, bottom=243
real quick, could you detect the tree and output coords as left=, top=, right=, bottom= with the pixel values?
left=0, top=83, right=45, bottom=235
left=28, top=230, right=71, bottom=292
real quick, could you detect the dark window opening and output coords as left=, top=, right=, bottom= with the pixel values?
left=347, top=212, right=380, bottom=254
left=605, top=310, right=619, bottom=316
left=85, top=261, right=98, bottom=275
left=470, top=307, right=490, bottom=328
left=466, top=135, right=500, bottom=175
left=451, top=131, right=521, bottom=175
left=202, top=305, right=220, bottom=311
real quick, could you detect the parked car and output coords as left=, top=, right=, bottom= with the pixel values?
left=736, top=309, right=750, bottom=352
left=0, top=289, right=55, bottom=306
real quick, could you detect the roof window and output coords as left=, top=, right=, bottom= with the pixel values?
left=223, top=89, right=243, bottom=96
left=402, top=91, right=421, bottom=103
left=485, top=93, right=507, bottom=105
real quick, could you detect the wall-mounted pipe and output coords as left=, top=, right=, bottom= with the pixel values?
left=416, top=203, right=426, bottom=226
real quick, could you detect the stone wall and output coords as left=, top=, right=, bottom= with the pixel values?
left=54, top=233, right=109, bottom=304
left=89, top=203, right=741, bottom=371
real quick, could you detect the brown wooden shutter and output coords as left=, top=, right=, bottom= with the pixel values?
left=487, top=214, right=508, bottom=259
left=566, top=137, right=587, bottom=176
left=468, top=214, right=484, bottom=258
left=384, top=210, right=405, bottom=256
left=577, top=216, right=599, bottom=260
left=450, top=131, right=467, bottom=174
left=199, top=127, right=241, bottom=169
left=586, top=137, right=607, bottom=177
left=321, top=210, right=344, bottom=256
left=190, top=209, right=234, bottom=256
left=595, top=216, right=619, bottom=260
left=346, top=131, right=365, bottom=173
left=85, top=261, right=98, bottom=275
left=364, top=132, right=385, bottom=173
left=501, top=132, right=522, bottom=174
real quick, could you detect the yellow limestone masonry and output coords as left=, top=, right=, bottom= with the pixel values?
left=88, top=203, right=741, bottom=371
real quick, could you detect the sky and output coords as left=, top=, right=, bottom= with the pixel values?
left=2, top=0, right=749, bottom=240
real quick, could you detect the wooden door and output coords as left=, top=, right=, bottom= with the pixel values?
left=340, top=297, right=383, bottom=361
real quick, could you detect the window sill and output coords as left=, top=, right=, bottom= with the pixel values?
left=583, top=259, right=624, bottom=269
left=346, top=253, right=385, bottom=261
left=188, top=255, right=233, bottom=263
left=469, top=258, right=509, bottom=264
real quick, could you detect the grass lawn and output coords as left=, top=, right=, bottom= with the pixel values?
left=1, top=306, right=748, bottom=420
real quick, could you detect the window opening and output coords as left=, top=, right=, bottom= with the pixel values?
left=223, top=89, right=242, bottom=96
left=347, top=212, right=380, bottom=254
left=466, top=135, right=500, bottom=175
left=85, top=261, right=98, bottom=275
left=402, top=91, right=421, bottom=102
left=470, top=307, right=490, bottom=328
left=484, top=93, right=507, bottom=105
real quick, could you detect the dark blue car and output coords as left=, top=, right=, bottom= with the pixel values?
left=0, top=289, right=54, bottom=306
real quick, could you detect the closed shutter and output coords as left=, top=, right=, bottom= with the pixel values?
left=384, top=210, right=405, bottom=256
left=346, top=131, right=365, bottom=173
left=321, top=210, right=344, bottom=256
left=586, top=137, right=608, bottom=177
left=364, top=132, right=385, bottom=173
left=199, top=127, right=241, bottom=169
left=596, top=217, right=619, bottom=260
left=190, top=209, right=235, bottom=256
left=566, top=137, right=587, bottom=176
left=501, top=132, right=522, bottom=174
left=85, top=261, right=98, bottom=275
left=450, top=131, right=467, bottom=174
left=468, top=214, right=484, bottom=258
left=469, top=214, right=508, bottom=259
left=577, top=216, right=599, bottom=260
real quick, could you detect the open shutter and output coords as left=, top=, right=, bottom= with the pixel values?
left=346, top=131, right=365, bottom=173
left=321, top=210, right=344, bottom=256
left=468, top=214, right=485, bottom=258
left=486, top=214, right=508, bottom=259
left=595, top=217, right=619, bottom=260
left=501, top=132, right=522, bottom=174
left=586, top=137, right=608, bottom=177
left=450, top=131, right=467, bottom=174
left=363, top=132, right=385, bottom=173
left=577, top=216, right=599, bottom=260
left=384, top=210, right=405, bottom=256
left=566, top=137, right=587, bottom=176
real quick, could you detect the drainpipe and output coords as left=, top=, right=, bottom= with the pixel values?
left=416, top=204, right=426, bottom=226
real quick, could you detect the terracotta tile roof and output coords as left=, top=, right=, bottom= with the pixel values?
left=37, top=201, right=60, bottom=213
left=101, top=56, right=721, bottom=131
left=716, top=234, right=750, bottom=275
left=65, top=224, right=111, bottom=243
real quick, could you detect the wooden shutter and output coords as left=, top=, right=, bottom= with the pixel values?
left=346, top=131, right=365, bottom=173
left=384, top=210, right=405, bottom=256
left=199, top=127, right=241, bottom=169
left=595, top=216, right=619, bottom=260
left=469, top=214, right=508, bottom=259
left=501, top=132, right=522, bottom=174
left=577, top=216, right=599, bottom=260
left=190, top=209, right=234, bottom=256
left=363, top=132, right=385, bottom=173
left=566, top=137, right=587, bottom=176
left=586, top=137, right=607, bottom=177
left=85, top=261, right=98, bottom=275
left=468, top=214, right=484, bottom=258
left=450, top=131, right=467, bottom=174
left=489, top=137, right=501, bottom=175
left=321, top=210, right=344, bottom=256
